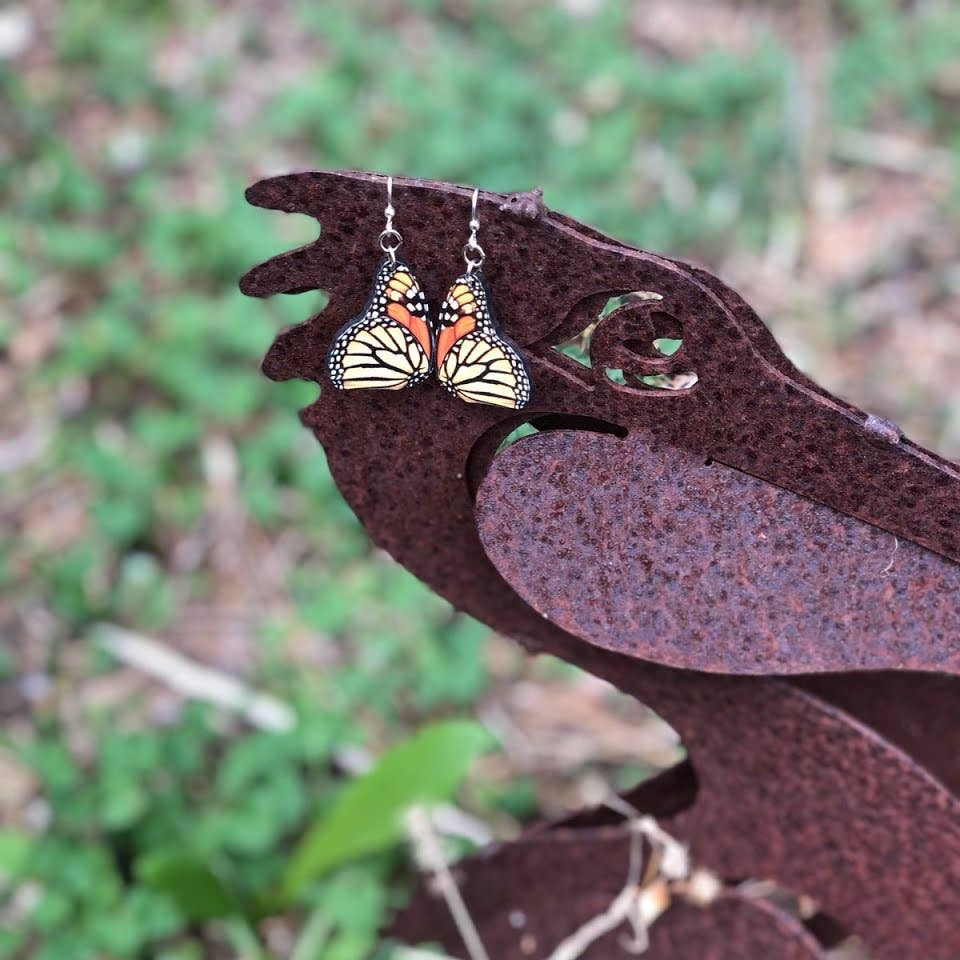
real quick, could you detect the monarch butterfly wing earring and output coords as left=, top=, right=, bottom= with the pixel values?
left=325, top=176, right=434, bottom=392
left=436, top=189, right=533, bottom=410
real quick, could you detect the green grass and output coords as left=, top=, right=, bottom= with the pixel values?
left=2, top=0, right=959, bottom=955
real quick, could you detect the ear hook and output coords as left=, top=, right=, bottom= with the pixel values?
left=464, top=187, right=486, bottom=274
left=379, top=174, right=402, bottom=262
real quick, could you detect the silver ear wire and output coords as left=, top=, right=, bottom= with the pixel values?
left=379, top=175, right=402, bottom=261
left=463, top=187, right=486, bottom=274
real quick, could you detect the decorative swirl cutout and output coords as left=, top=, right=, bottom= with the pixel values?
left=592, top=302, right=699, bottom=394
left=551, top=294, right=699, bottom=394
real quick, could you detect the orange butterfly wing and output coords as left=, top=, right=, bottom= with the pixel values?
left=436, top=273, right=532, bottom=409
left=326, top=259, right=434, bottom=391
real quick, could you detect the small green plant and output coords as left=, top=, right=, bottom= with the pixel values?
left=4, top=710, right=492, bottom=958
left=282, top=719, right=493, bottom=899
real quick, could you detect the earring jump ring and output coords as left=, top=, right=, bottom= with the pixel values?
left=463, top=241, right=485, bottom=273
left=379, top=227, right=403, bottom=261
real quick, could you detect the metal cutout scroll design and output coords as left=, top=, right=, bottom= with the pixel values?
left=241, top=171, right=960, bottom=960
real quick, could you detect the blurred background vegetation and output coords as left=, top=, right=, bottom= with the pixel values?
left=1, top=0, right=958, bottom=957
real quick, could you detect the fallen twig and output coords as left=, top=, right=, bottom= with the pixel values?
left=833, top=128, right=954, bottom=179
left=95, top=623, right=295, bottom=732
left=405, top=806, right=491, bottom=960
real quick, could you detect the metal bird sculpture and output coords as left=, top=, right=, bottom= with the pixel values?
left=242, top=171, right=960, bottom=960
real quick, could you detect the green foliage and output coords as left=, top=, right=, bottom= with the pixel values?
left=0, top=830, right=32, bottom=877
left=283, top=719, right=493, bottom=898
left=834, top=0, right=960, bottom=127
left=8, top=703, right=492, bottom=955
left=136, top=853, right=238, bottom=921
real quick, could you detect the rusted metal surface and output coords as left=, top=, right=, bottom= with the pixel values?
left=241, top=171, right=960, bottom=676
left=242, top=170, right=960, bottom=959
left=392, top=647, right=960, bottom=957
left=476, top=431, right=960, bottom=674
left=392, top=826, right=828, bottom=960
left=794, top=671, right=960, bottom=795
left=241, top=172, right=960, bottom=567
left=467, top=644, right=960, bottom=960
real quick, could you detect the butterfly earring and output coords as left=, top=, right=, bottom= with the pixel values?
left=435, top=188, right=533, bottom=409
left=325, top=176, right=434, bottom=392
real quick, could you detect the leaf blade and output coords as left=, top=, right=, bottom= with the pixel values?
left=282, top=719, right=492, bottom=898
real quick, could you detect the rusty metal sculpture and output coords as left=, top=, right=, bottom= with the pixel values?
left=242, top=171, right=960, bottom=960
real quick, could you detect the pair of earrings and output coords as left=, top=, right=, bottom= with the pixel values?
left=325, top=177, right=532, bottom=410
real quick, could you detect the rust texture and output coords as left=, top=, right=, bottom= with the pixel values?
left=476, top=431, right=960, bottom=674
left=392, top=826, right=828, bottom=960
left=242, top=170, right=960, bottom=959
